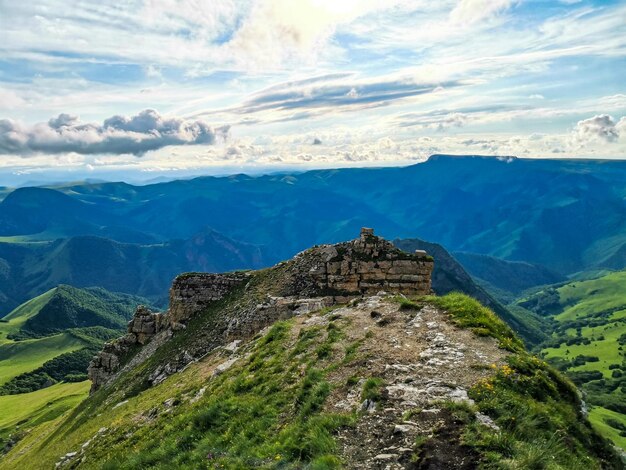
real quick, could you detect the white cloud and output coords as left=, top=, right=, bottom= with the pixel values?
left=0, top=109, right=229, bottom=156
left=450, top=0, right=515, bottom=25
left=223, top=0, right=392, bottom=68
left=573, top=114, right=622, bottom=144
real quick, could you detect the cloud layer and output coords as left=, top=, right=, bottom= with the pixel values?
left=0, top=109, right=228, bottom=156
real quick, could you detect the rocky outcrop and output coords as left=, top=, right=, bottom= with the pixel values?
left=168, top=272, right=250, bottom=324
left=88, top=305, right=167, bottom=393
left=88, top=229, right=434, bottom=393
left=307, top=228, right=433, bottom=297
left=127, top=305, right=168, bottom=345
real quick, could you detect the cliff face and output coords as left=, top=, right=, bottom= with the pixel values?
left=168, top=273, right=251, bottom=324
left=88, top=228, right=433, bottom=393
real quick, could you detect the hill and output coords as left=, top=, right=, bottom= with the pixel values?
left=0, top=231, right=266, bottom=313
left=1, top=156, right=625, bottom=275
left=1, top=230, right=620, bottom=468
left=0, top=286, right=150, bottom=450
left=517, top=271, right=626, bottom=449
left=453, top=251, right=564, bottom=299
left=2, top=285, right=146, bottom=339
left=0, top=286, right=149, bottom=394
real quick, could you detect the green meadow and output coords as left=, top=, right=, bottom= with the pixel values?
left=522, top=271, right=626, bottom=450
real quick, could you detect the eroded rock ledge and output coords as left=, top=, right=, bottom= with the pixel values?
left=88, top=228, right=433, bottom=393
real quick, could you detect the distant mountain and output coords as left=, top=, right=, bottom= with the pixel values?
left=394, top=238, right=549, bottom=346
left=453, top=252, right=564, bottom=297
left=0, top=156, right=625, bottom=275
left=0, top=230, right=266, bottom=313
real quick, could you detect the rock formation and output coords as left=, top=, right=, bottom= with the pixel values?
left=88, top=228, right=433, bottom=393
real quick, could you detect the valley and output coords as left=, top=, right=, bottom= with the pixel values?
left=511, top=272, right=626, bottom=449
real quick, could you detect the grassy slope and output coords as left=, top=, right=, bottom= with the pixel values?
left=1, top=293, right=619, bottom=469
left=555, top=271, right=626, bottom=322
left=0, top=288, right=89, bottom=385
left=0, top=381, right=90, bottom=443
left=0, top=289, right=56, bottom=342
left=0, top=284, right=147, bottom=391
left=0, top=333, right=87, bottom=385
left=589, top=407, right=626, bottom=451
left=0, top=285, right=144, bottom=447
left=524, top=272, right=626, bottom=450
left=16, top=285, right=143, bottom=336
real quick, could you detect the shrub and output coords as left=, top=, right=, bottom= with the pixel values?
left=361, top=377, right=384, bottom=402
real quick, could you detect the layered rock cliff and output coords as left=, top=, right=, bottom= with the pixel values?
left=88, top=228, right=434, bottom=392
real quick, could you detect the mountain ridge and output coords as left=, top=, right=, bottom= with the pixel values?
left=1, top=156, right=625, bottom=275
left=2, top=229, right=620, bottom=469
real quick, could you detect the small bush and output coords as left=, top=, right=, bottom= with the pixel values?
left=361, top=377, right=384, bottom=402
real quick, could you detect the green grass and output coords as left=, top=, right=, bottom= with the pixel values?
left=543, top=323, right=623, bottom=377
left=463, top=354, right=620, bottom=469
left=1, top=291, right=620, bottom=469
left=0, top=333, right=87, bottom=385
left=588, top=407, right=626, bottom=450
left=0, top=381, right=90, bottom=442
left=2, top=319, right=355, bottom=469
left=426, top=292, right=524, bottom=352
left=0, top=289, right=57, bottom=343
left=361, top=377, right=384, bottom=402
left=555, top=271, right=626, bottom=322
left=525, top=271, right=626, bottom=450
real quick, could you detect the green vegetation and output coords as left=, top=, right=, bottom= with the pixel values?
left=0, top=347, right=103, bottom=395
left=4, top=319, right=357, bottom=469
left=0, top=289, right=57, bottom=343
left=463, top=353, right=619, bottom=469
left=407, top=293, right=621, bottom=467
left=11, top=285, right=144, bottom=338
left=426, top=292, right=524, bottom=352
left=515, top=271, right=626, bottom=450
left=361, top=377, right=384, bottom=402
left=0, top=381, right=90, bottom=452
left=0, top=286, right=149, bottom=454
left=0, top=332, right=87, bottom=386
left=0, top=284, right=620, bottom=468
left=0, top=286, right=142, bottom=391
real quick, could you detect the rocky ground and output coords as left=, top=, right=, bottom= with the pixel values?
left=307, top=295, right=507, bottom=469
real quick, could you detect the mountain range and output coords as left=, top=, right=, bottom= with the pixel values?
left=0, top=155, right=625, bottom=276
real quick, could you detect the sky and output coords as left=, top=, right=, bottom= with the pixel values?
left=0, top=0, right=625, bottom=184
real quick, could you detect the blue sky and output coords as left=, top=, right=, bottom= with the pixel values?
left=0, top=0, right=625, bottom=183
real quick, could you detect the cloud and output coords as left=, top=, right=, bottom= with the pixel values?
left=573, top=114, right=623, bottom=143
left=223, top=0, right=391, bottom=67
left=217, top=73, right=466, bottom=123
left=0, top=109, right=228, bottom=156
left=450, top=0, right=516, bottom=25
